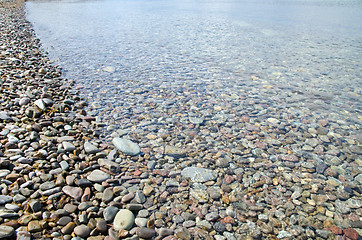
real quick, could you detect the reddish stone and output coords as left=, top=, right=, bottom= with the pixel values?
left=329, top=225, right=343, bottom=235
left=153, top=169, right=169, bottom=177
left=180, top=179, right=189, bottom=187
left=223, top=175, right=235, bottom=184
left=343, top=228, right=359, bottom=240
left=221, top=216, right=235, bottom=224
left=133, top=169, right=142, bottom=176
left=81, top=187, right=91, bottom=202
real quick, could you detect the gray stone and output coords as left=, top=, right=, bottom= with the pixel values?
left=84, top=142, right=99, bottom=154
left=34, top=99, right=46, bottom=111
left=277, top=230, right=292, bottom=239
left=0, top=195, right=13, bottom=205
left=181, top=167, right=217, bottom=183
left=112, top=137, right=140, bottom=156
left=0, top=209, right=18, bottom=218
left=62, top=186, right=83, bottom=201
left=0, top=170, right=10, bottom=178
left=0, top=225, right=14, bottom=239
left=87, top=170, right=110, bottom=183
left=62, top=141, right=75, bottom=151
left=137, top=227, right=156, bottom=239
left=102, top=188, right=114, bottom=203
left=104, top=206, right=119, bottom=222
left=0, top=111, right=10, bottom=120
left=74, top=225, right=91, bottom=238
left=29, top=200, right=42, bottom=212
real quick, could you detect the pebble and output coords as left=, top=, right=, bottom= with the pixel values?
left=0, top=225, right=14, bottom=239
left=87, top=169, right=110, bottom=182
left=74, top=225, right=91, bottom=238
left=113, top=209, right=135, bottom=231
left=112, top=137, right=140, bottom=155
left=181, top=167, right=217, bottom=183
left=84, top=141, right=99, bottom=154
left=137, top=227, right=157, bottom=239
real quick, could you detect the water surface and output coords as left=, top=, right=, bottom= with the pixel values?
left=26, top=0, right=362, bottom=134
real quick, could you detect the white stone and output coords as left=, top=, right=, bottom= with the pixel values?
left=113, top=209, right=135, bottom=231
left=87, top=170, right=110, bottom=183
left=112, top=137, right=140, bottom=156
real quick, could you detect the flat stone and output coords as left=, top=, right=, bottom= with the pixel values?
left=0, top=111, right=10, bottom=120
left=28, top=220, right=42, bottom=233
left=84, top=142, right=99, bottom=154
left=62, top=186, right=83, bottom=201
left=0, top=209, right=18, bottom=218
left=113, top=209, right=135, bottom=231
left=112, top=137, right=140, bottom=156
left=164, top=145, right=186, bottom=158
left=34, top=99, right=46, bottom=111
left=87, top=169, right=110, bottom=183
left=137, top=227, right=156, bottom=239
left=62, top=141, right=75, bottom=151
left=0, top=225, right=14, bottom=239
left=181, top=167, right=217, bottom=183
left=102, top=188, right=114, bottom=203
left=0, top=195, right=13, bottom=205
left=104, top=206, right=119, bottom=222
left=98, top=158, right=120, bottom=173
left=0, top=170, right=10, bottom=178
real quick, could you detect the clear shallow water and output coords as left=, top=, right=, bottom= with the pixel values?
left=26, top=0, right=362, bottom=133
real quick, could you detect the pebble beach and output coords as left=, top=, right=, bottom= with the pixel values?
left=0, top=0, right=361, bottom=240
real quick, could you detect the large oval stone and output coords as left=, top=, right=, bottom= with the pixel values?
left=112, top=137, right=140, bottom=156
left=113, top=209, right=135, bottom=231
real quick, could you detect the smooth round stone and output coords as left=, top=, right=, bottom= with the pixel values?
left=64, top=204, right=78, bottom=214
left=0, top=225, right=14, bottom=239
left=113, top=209, right=135, bottom=231
left=181, top=167, right=217, bottom=183
left=87, top=170, right=110, bottom=183
left=0, top=170, right=10, bottom=178
left=58, top=216, right=72, bottom=226
left=112, top=137, right=140, bottom=156
left=62, top=141, right=75, bottom=151
left=74, top=225, right=91, bottom=238
left=104, top=206, right=119, bottom=222
left=102, top=188, right=114, bottom=203
left=137, top=227, right=156, bottom=239
left=84, top=142, right=99, bottom=154
left=135, top=218, right=148, bottom=227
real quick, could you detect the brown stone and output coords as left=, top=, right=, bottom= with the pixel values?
left=329, top=225, right=342, bottom=235
left=343, top=228, right=359, bottom=240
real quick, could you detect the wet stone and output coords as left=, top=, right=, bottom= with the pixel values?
left=181, top=167, right=217, bottom=183
left=112, top=137, right=140, bottom=156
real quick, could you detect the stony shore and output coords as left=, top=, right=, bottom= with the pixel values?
left=0, top=0, right=361, bottom=240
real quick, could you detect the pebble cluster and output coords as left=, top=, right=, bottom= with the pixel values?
left=1, top=1, right=361, bottom=240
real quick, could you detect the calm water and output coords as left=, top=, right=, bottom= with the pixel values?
left=25, top=0, right=362, bottom=131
